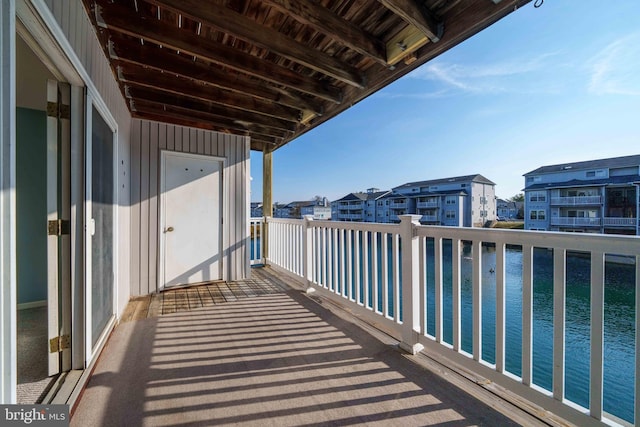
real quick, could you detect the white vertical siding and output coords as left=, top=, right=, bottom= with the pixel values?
left=42, top=0, right=132, bottom=314
left=130, top=119, right=250, bottom=295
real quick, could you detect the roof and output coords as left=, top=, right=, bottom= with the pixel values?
left=524, top=175, right=640, bottom=191
left=524, top=154, right=640, bottom=176
left=84, top=0, right=530, bottom=152
left=393, top=174, right=495, bottom=190
left=334, top=190, right=390, bottom=202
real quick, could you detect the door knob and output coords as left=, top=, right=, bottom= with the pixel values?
left=165, top=226, right=174, bottom=233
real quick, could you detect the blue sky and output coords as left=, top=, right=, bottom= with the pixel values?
left=250, top=0, right=640, bottom=203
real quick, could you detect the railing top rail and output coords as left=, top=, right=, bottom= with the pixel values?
left=266, top=217, right=304, bottom=225
left=309, top=219, right=399, bottom=234
left=415, top=225, right=640, bottom=256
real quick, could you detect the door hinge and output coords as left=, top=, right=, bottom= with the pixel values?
left=46, top=101, right=70, bottom=119
left=48, top=219, right=70, bottom=236
left=49, top=335, right=70, bottom=353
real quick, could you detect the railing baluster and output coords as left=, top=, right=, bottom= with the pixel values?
left=355, top=230, right=361, bottom=304
left=496, top=242, right=506, bottom=373
left=372, top=232, right=379, bottom=313
left=332, top=228, right=338, bottom=292
left=382, top=232, right=389, bottom=318
left=452, top=238, right=461, bottom=351
left=419, top=236, right=426, bottom=335
left=363, top=231, right=370, bottom=308
left=472, top=240, right=482, bottom=362
left=346, top=229, right=353, bottom=301
left=340, top=228, right=346, bottom=297
left=393, top=233, right=400, bottom=322
left=434, top=236, right=443, bottom=343
left=553, top=248, right=566, bottom=401
left=523, top=245, right=533, bottom=386
left=590, top=251, right=605, bottom=419
left=635, top=255, right=640, bottom=426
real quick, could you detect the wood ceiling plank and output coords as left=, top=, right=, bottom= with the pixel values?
left=126, top=85, right=296, bottom=133
left=118, top=63, right=301, bottom=124
left=146, top=0, right=366, bottom=88
left=94, top=1, right=343, bottom=103
left=378, top=0, right=443, bottom=42
left=109, top=38, right=324, bottom=115
left=261, top=0, right=388, bottom=67
left=132, top=100, right=285, bottom=141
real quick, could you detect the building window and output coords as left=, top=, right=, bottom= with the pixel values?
left=530, top=210, right=546, bottom=220
left=529, top=191, right=547, bottom=202
left=446, top=196, right=456, bottom=205
left=445, top=210, right=456, bottom=219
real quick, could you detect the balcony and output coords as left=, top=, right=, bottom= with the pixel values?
left=389, top=201, right=407, bottom=209
left=550, top=217, right=601, bottom=226
left=603, top=217, right=637, bottom=227
left=420, top=215, right=439, bottom=223
left=247, top=216, right=640, bottom=426
left=338, top=213, right=364, bottom=221
left=550, top=196, right=602, bottom=206
left=417, top=200, right=439, bottom=209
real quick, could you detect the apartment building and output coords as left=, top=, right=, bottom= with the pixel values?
left=524, top=155, right=640, bottom=235
left=389, top=174, right=497, bottom=226
left=332, top=175, right=496, bottom=227
left=331, top=188, right=390, bottom=222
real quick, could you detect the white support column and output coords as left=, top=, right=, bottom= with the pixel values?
left=262, top=149, right=272, bottom=263
left=399, top=215, right=423, bottom=355
left=0, top=0, right=17, bottom=404
left=302, top=215, right=314, bottom=293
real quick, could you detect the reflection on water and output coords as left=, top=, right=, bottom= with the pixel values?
left=424, top=241, right=635, bottom=423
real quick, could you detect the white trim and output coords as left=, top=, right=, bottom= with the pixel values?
left=17, top=300, right=46, bottom=310
left=158, top=150, right=225, bottom=291
left=0, top=0, right=17, bottom=404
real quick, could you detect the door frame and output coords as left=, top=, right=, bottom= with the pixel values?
left=84, top=91, right=119, bottom=364
left=158, top=150, right=225, bottom=291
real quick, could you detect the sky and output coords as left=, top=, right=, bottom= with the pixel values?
left=250, top=0, right=640, bottom=204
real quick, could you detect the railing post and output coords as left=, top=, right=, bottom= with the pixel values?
left=263, top=216, right=271, bottom=266
left=303, top=215, right=314, bottom=293
left=399, top=215, right=424, bottom=355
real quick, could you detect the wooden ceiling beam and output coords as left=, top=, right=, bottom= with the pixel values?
left=260, top=0, right=388, bottom=67
left=109, top=37, right=324, bottom=116
left=127, top=86, right=294, bottom=135
left=94, top=2, right=342, bottom=103
left=145, top=0, right=366, bottom=88
left=132, top=100, right=285, bottom=142
left=118, top=63, right=301, bottom=125
left=378, top=0, right=444, bottom=42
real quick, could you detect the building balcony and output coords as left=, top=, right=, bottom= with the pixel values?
left=389, top=201, right=407, bottom=209
left=603, top=217, right=637, bottom=227
left=416, top=200, right=439, bottom=209
left=550, top=217, right=601, bottom=226
left=550, top=196, right=602, bottom=206
left=420, top=215, right=439, bottom=222
left=338, top=213, right=363, bottom=221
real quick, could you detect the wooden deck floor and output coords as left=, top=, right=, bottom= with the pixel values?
left=72, top=267, right=547, bottom=427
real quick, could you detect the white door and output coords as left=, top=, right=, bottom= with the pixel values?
left=161, top=152, right=223, bottom=288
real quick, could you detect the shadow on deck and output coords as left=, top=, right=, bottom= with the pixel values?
left=71, top=267, right=544, bottom=426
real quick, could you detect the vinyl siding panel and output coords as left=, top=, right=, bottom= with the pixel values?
left=130, top=118, right=250, bottom=295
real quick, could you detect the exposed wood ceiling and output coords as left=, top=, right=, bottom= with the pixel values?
left=83, top=0, right=531, bottom=151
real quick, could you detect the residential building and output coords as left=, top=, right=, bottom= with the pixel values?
left=251, top=202, right=263, bottom=217
left=331, top=188, right=390, bottom=222
left=524, top=155, right=640, bottom=234
left=390, top=174, right=497, bottom=227
left=496, top=198, right=523, bottom=219
left=274, top=199, right=331, bottom=220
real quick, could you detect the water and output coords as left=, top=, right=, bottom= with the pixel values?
left=252, top=236, right=636, bottom=423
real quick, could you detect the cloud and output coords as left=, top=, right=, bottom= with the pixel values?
left=588, top=33, right=640, bottom=96
left=405, top=52, right=560, bottom=94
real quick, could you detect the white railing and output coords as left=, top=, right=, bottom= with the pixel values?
left=389, top=201, right=407, bottom=209
left=551, top=196, right=602, bottom=206
left=263, top=215, right=640, bottom=427
left=550, top=217, right=601, bottom=226
left=603, top=217, right=637, bottom=227
left=420, top=215, right=438, bottom=222
left=249, top=217, right=265, bottom=265
left=338, top=213, right=363, bottom=221
left=417, top=200, right=439, bottom=208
